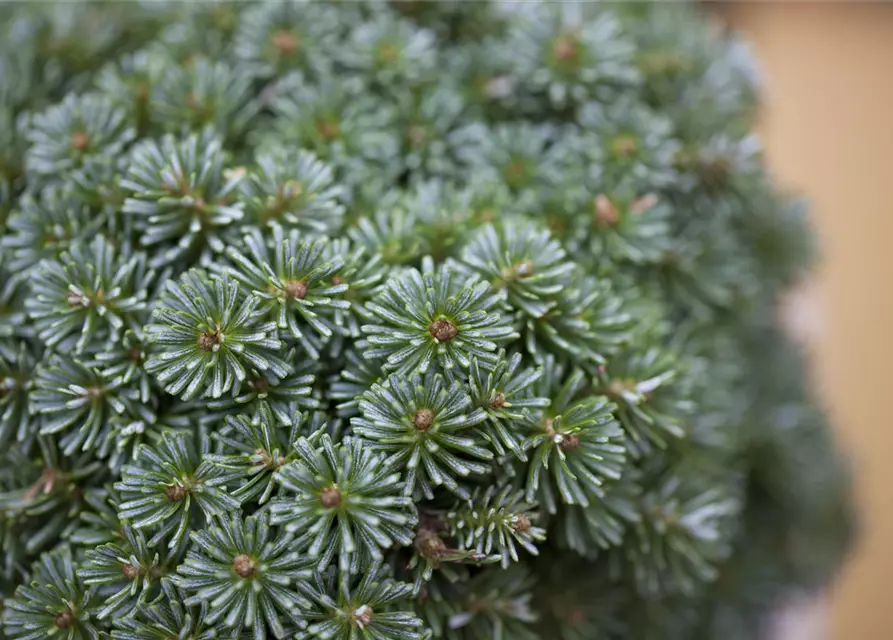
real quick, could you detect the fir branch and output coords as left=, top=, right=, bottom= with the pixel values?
left=466, top=352, right=549, bottom=461
left=121, top=129, right=244, bottom=266
left=205, top=356, right=321, bottom=427
left=25, top=92, right=135, bottom=179
left=362, top=257, right=518, bottom=375
left=271, top=434, right=417, bottom=573
left=144, top=269, right=288, bottom=401
left=26, top=236, right=153, bottom=354
left=3, top=545, right=101, bottom=640
left=445, top=484, right=546, bottom=568
left=32, top=354, right=146, bottom=458
left=458, top=222, right=576, bottom=319
left=220, top=227, right=348, bottom=351
left=109, top=577, right=221, bottom=640
left=173, top=511, right=314, bottom=640
left=352, top=370, right=492, bottom=500
left=79, top=524, right=185, bottom=619
left=238, top=147, right=346, bottom=235
left=1, top=186, right=100, bottom=274
left=306, top=567, right=426, bottom=640
left=150, top=56, right=257, bottom=141
left=115, top=431, right=239, bottom=549
left=523, top=357, right=628, bottom=513
left=0, top=341, right=38, bottom=448
left=204, top=404, right=302, bottom=505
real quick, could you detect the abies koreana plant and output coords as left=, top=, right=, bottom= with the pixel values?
left=0, top=2, right=853, bottom=639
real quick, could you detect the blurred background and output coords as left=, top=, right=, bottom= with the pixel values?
left=712, top=3, right=893, bottom=638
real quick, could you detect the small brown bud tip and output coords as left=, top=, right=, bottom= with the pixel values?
left=331, top=275, right=345, bottom=286
left=320, top=486, right=342, bottom=508
left=593, top=195, right=620, bottom=227
left=630, top=194, right=659, bottom=215
left=317, top=119, right=340, bottom=140
left=428, top=318, right=458, bottom=342
left=513, top=259, right=535, bottom=279
left=85, top=387, right=102, bottom=400
left=232, top=554, right=256, bottom=578
left=197, top=330, right=220, bottom=352
left=285, top=281, right=308, bottom=300
left=122, top=563, right=140, bottom=579
left=553, top=34, right=578, bottom=62
left=559, top=433, right=581, bottom=451
left=512, top=514, right=532, bottom=533
left=378, top=43, right=399, bottom=63
left=352, top=604, right=374, bottom=628
left=504, top=159, right=529, bottom=184
left=415, top=530, right=447, bottom=557
left=54, top=610, right=75, bottom=629
left=70, top=131, right=90, bottom=152
left=413, top=408, right=435, bottom=432
left=251, top=376, right=269, bottom=394
left=128, top=346, right=143, bottom=362
left=491, top=392, right=506, bottom=409
left=611, top=135, right=639, bottom=158
left=165, top=484, right=187, bottom=502
left=272, top=30, right=299, bottom=55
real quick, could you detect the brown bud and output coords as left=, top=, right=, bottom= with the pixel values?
left=428, top=318, right=458, bottom=342
left=559, top=433, right=581, bottom=451
left=165, top=484, right=187, bottom=502
left=552, top=33, right=578, bottom=62
left=70, top=131, right=90, bottom=152
left=232, top=554, right=256, bottom=578
left=197, top=330, right=220, bottom=352
left=415, top=529, right=447, bottom=558
left=272, top=30, right=299, bottom=55
left=594, top=195, right=620, bottom=227
left=317, top=119, right=340, bottom=140
left=378, top=43, right=399, bottom=63
left=413, top=408, right=435, bottom=432
left=54, top=610, right=75, bottom=629
left=122, top=563, right=140, bottom=579
left=285, top=281, right=308, bottom=300
left=513, top=514, right=531, bottom=533
left=320, top=486, right=342, bottom=508
left=611, top=135, right=639, bottom=158
left=491, top=392, right=506, bottom=409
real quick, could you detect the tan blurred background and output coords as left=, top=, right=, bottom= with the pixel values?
left=713, top=3, right=893, bottom=638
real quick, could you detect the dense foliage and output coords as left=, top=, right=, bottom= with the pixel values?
left=0, top=2, right=853, bottom=639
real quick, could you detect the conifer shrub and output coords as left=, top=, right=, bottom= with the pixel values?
left=0, top=2, right=854, bottom=639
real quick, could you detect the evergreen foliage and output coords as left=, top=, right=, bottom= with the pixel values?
left=0, top=2, right=853, bottom=639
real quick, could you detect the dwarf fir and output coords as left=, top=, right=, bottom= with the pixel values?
left=0, top=2, right=852, bottom=640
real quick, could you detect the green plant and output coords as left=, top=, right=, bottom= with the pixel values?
left=0, top=2, right=853, bottom=639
